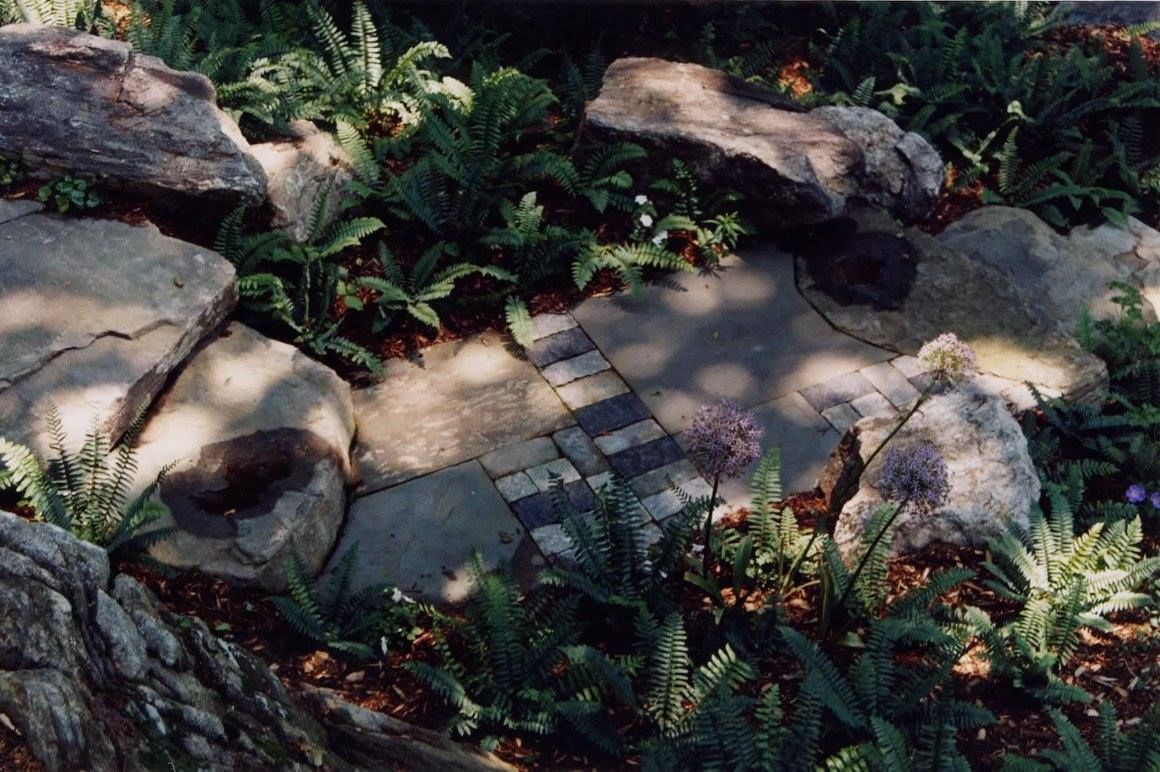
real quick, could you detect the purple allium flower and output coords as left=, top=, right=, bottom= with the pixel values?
left=1126, top=484, right=1147, bottom=504
left=685, top=399, right=763, bottom=480
left=918, top=332, right=978, bottom=385
left=876, top=442, right=951, bottom=513
left=1151, top=492, right=1160, bottom=510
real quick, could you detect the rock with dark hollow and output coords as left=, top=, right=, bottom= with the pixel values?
left=0, top=23, right=265, bottom=204
left=582, top=58, right=943, bottom=227
left=795, top=208, right=1108, bottom=404
left=820, top=382, right=1040, bottom=556
left=0, top=203, right=237, bottom=457
left=0, top=511, right=507, bottom=770
left=133, top=323, right=356, bottom=590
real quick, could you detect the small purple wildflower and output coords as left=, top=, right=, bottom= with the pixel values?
left=918, top=333, right=977, bottom=385
left=877, top=442, right=950, bottom=513
left=1126, top=484, right=1147, bottom=504
left=686, top=399, right=763, bottom=480
left=1151, top=492, right=1160, bottom=510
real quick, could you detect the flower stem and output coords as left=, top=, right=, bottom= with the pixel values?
left=860, top=383, right=934, bottom=474
left=703, top=475, right=720, bottom=574
left=834, top=495, right=911, bottom=615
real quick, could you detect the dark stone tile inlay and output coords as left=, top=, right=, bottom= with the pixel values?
left=509, top=480, right=595, bottom=530
left=573, top=392, right=653, bottom=436
left=607, top=436, right=684, bottom=478
left=528, top=327, right=595, bottom=368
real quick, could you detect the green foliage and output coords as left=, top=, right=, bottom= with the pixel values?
left=0, top=158, right=23, bottom=187
left=268, top=544, right=393, bottom=658
left=216, top=199, right=384, bottom=372
left=970, top=491, right=1160, bottom=700
left=1002, top=703, right=1160, bottom=771
left=0, top=403, right=172, bottom=559
left=0, top=0, right=102, bottom=28
left=37, top=175, right=101, bottom=213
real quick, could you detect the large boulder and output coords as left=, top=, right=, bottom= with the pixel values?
left=820, top=382, right=1040, bottom=556
left=0, top=511, right=507, bottom=770
left=581, top=58, right=942, bottom=228
left=250, top=120, right=355, bottom=242
left=795, top=208, right=1108, bottom=404
left=0, top=201, right=237, bottom=456
left=939, top=206, right=1160, bottom=325
left=0, top=24, right=265, bottom=204
left=133, top=323, right=356, bottom=590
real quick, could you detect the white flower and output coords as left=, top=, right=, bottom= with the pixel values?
left=639, top=213, right=654, bottom=228
left=387, top=587, right=415, bottom=604
left=651, top=230, right=669, bottom=246
left=634, top=194, right=649, bottom=205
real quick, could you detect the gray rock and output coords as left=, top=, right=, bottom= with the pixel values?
left=0, top=511, right=499, bottom=770
left=938, top=206, right=1159, bottom=325
left=821, top=382, right=1040, bottom=556
left=0, top=212, right=236, bottom=456
left=250, top=120, right=354, bottom=241
left=583, top=58, right=943, bottom=227
left=133, top=323, right=355, bottom=590
left=796, top=209, right=1108, bottom=405
left=811, top=106, right=943, bottom=219
left=0, top=24, right=265, bottom=204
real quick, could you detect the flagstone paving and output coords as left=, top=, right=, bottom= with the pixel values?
left=339, top=241, right=1051, bottom=598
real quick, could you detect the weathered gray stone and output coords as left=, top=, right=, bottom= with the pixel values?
left=133, top=323, right=355, bottom=590
left=573, top=245, right=893, bottom=433
left=800, top=371, right=877, bottom=412
left=823, top=382, right=1040, bottom=556
left=0, top=212, right=236, bottom=456
left=583, top=58, right=943, bottom=227
left=552, top=426, right=610, bottom=477
left=821, top=402, right=862, bottom=433
left=250, top=120, right=353, bottom=242
left=529, top=524, right=572, bottom=556
left=938, top=206, right=1157, bottom=325
left=555, top=370, right=631, bottom=410
left=328, top=460, right=523, bottom=603
left=479, top=437, right=560, bottom=479
left=495, top=471, right=538, bottom=502
left=526, top=458, right=582, bottom=492
left=811, top=105, right=943, bottom=219
left=541, top=349, right=610, bottom=386
left=529, top=313, right=577, bottom=340
left=354, top=331, right=573, bottom=493
left=642, top=477, right=713, bottom=520
left=860, top=361, right=921, bottom=408
left=796, top=209, right=1108, bottom=404
left=629, top=459, right=701, bottom=499
left=0, top=24, right=265, bottom=204
left=592, top=419, right=667, bottom=456
left=0, top=198, right=39, bottom=224
left=850, top=391, right=895, bottom=419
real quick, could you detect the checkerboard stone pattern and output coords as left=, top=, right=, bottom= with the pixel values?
left=485, top=313, right=715, bottom=560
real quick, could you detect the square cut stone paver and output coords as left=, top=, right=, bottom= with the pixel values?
left=541, top=350, right=611, bottom=387
left=850, top=391, right=896, bottom=419
left=527, top=327, right=595, bottom=368
left=891, top=355, right=928, bottom=378
left=800, top=371, right=877, bottom=412
left=629, top=459, right=700, bottom=499
left=530, top=523, right=572, bottom=556
left=552, top=427, right=609, bottom=477
left=353, top=331, right=573, bottom=494
left=495, top=471, right=538, bottom=503
left=573, top=392, right=653, bottom=436
left=325, top=460, right=521, bottom=603
left=641, top=477, right=713, bottom=520
left=572, top=247, right=892, bottom=433
left=530, top=313, right=577, bottom=340
left=593, top=419, right=667, bottom=456
left=526, top=458, right=582, bottom=492
left=821, top=402, right=861, bottom=433
left=555, top=370, right=630, bottom=410
left=711, top=392, right=838, bottom=505
left=479, top=437, right=559, bottom=479
left=510, top=481, right=594, bottom=530
left=607, top=436, right=684, bottom=477
left=587, top=471, right=614, bottom=492
left=859, top=361, right=921, bottom=408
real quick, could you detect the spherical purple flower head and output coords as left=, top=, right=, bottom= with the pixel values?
left=918, top=332, right=978, bottom=386
left=1126, top=484, right=1147, bottom=504
left=686, top=399, right=764, bottom=480
left=1151, top=492, right=1160, bottom=510
left=876, top=442, right=951, bottom=513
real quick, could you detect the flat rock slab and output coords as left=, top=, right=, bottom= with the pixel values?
left=0, top=208, right=236, bottom=456
left=573, top=244, right=893, bottom=434
left=328, top=460, right=524, bottom=603
left=353, top=331, right=574, bottom=494
left=134, top=323, right=355, bottom=590
left=795, top=209, right=1108, bottom=404
left=0, top=24, right=265, bottom=204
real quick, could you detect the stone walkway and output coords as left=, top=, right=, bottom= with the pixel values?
left=334, top=242, right=993, bottom=602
